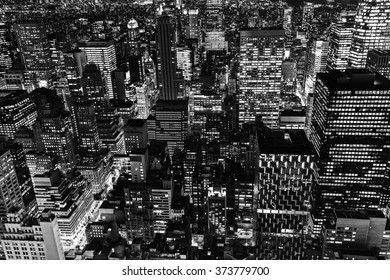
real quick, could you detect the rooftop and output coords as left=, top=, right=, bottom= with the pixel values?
left=240, top=29, right=285, bottom=38
left=125, top=118, right=147, bottom=127
left=258, top=129, right=315, bottom=155
left=318, top=69, right=390, bottom=91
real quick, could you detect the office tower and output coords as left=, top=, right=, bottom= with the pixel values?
left=70, top=98, right=101, bottom=156
left=186, top=9, right=199, bottom=39
left=152, top=184, right=172, bottom=234
left=76, top=156, right=111, bottom=195
left=156, top=16, right=177, bottom=100
left=305, top=39, right=329, bottom=95
left=2, top=70, right=25, bottom=91
left=234, top=178, right=255, bottom=247
left=79, top=40, right=117, bottom=99
left=32, top=88, right=75, bottom=172
left=0, top=90, right=37, bottom=138
left=96, top=110, right=126, bottom=155
left=32, top=170, right=94, bottom=250
left=238, top=30, right=285, bottom=128
left=348, top=0, right=390, bottom=69
left=155, top=99, right=188, bottom=154
left=176, top=47, right=192, bottom=81
left=123, top=119, right=148, bottom=153
left=134, top=84, right=151, bottom=119
left=0, top=150, right=24, bottom=233
left=81, top=63, right=108, bottom=114
left=205, top=0, right=224, bottom=31
left=257, top=129, right=316, bottom=259
left=192, top=89, right=223, bottom=142
left=366, top=49, right=390, bottom=79
left=322, top=209, right=390, bottom=260
left=14, top=21, right=53, bottom=89
left=327, top=24, right=353, bottom=71
left=1, top=208, right=65, bottom=260
left=207, top=195, right=226, bottom=236
left=26, top=152, right=56, bottom=176
left=127, top=19, right=143, bottom=85
left=127, top=19, right=140, bottom=56
left=283, top=7, right=293, bottom=35
left=204, top=31, right=227, bottom=52
left=63, top=50, right=87, bottom=97
left=310, top=70, right=390, bottom=214
left=0, top=23, right=12, bottom=69
left=302, top=2, right=314, bottom=33
left=122, top=178, right=154, bottom=242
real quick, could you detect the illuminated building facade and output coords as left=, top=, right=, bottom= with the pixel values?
left=327, top=24, right=353, bottom=71
left=0, top=90, right=37, bottom=138
left=310, top=69, right=390, bottom=213
left=322, top=209, right=390, bottom=260
left=14, top=21, right=53, bottom=89
left=366, top=49, right=390, bottom=80
left=155, top=99, right=188, bottom=154
left=257, top=129, right=317, bottom=259
left=79, top=40, right=117, bottom=99
left=238, top=30, right=284, bottom=127
left=156, top=16, right=177, bottom=100
left=0, top=150, right=24, bottom=234
left=348, top=0, right=390, bottom=69
left=0, top=209, right=64, bottom=260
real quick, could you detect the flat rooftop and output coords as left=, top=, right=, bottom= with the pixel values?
left=258, top=129, right=314, bottom=155
left=240, top=29, right=285, bottom=38
left=125, top=118, right=147, bottom=127
left=318, top=69, right=390, bottom=91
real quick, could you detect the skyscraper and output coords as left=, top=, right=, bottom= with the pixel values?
left=305, top=39, right=329, bottom=95
left=14, top=21, right=53, bottom=89
left=348, top=0, right=390, bottom=69
left=366, top=49, right=390, bottom=80
left=0, top=150, right=24, bottom=234
left=0, top=90, right=37, bottom=138
left=156, top=16, right=177, bottom=100
left=310, top=69, right=390, bottom=214
left=238, top=29, right=285, bottom=128
left=327, top=24, right=353, bottom=71
left=155, top=99, right=188, bottom=154
left=79, top=40, right=117, bottom=99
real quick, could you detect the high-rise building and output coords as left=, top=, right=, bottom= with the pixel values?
left=63, top=50, right=87, bottom=97
left=186, top=9, right=199, bottom=39
left=79, top=40, right=117, bottom=99
left=70, top=99, right=101, bottom=156
left=327, top=24, right=353, bottom=71
left=305, top=39, right=329, bottom=95
left=366, top=49, right=390, bottom=80
left=302, top=2, right=314, bottom=34
left=123, top=119, right=148, bottom=153
left=238, top=30, right=285, bottom=127
left=155, top=99, right=188, bottom=154
left=348, top=0, right=390, bottom=68
left=127, top=19, right=140, bottom=56
left=0, top=23, right=12, bottom=69
left=0, top=90, right=37, bottom=138
left=14, top=21, right=53, bottom=89
left=257, top=129, right=317, bottom=259
left=122, top=178, right=154, bottom=242
left=156, top=16, right=177, bottom=100
left=32, top=88, right=75, bottom=172
left=81, top=63, right=108, bottom=114
left=0, top=208, right=65, bottom=260
left=322, top=209, right=390, bottom=260
left=0, top=150, right=24, bottom=234
left=310, top=69, right=390, bottom=214
left=32, top=170, right=94, bottom=250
